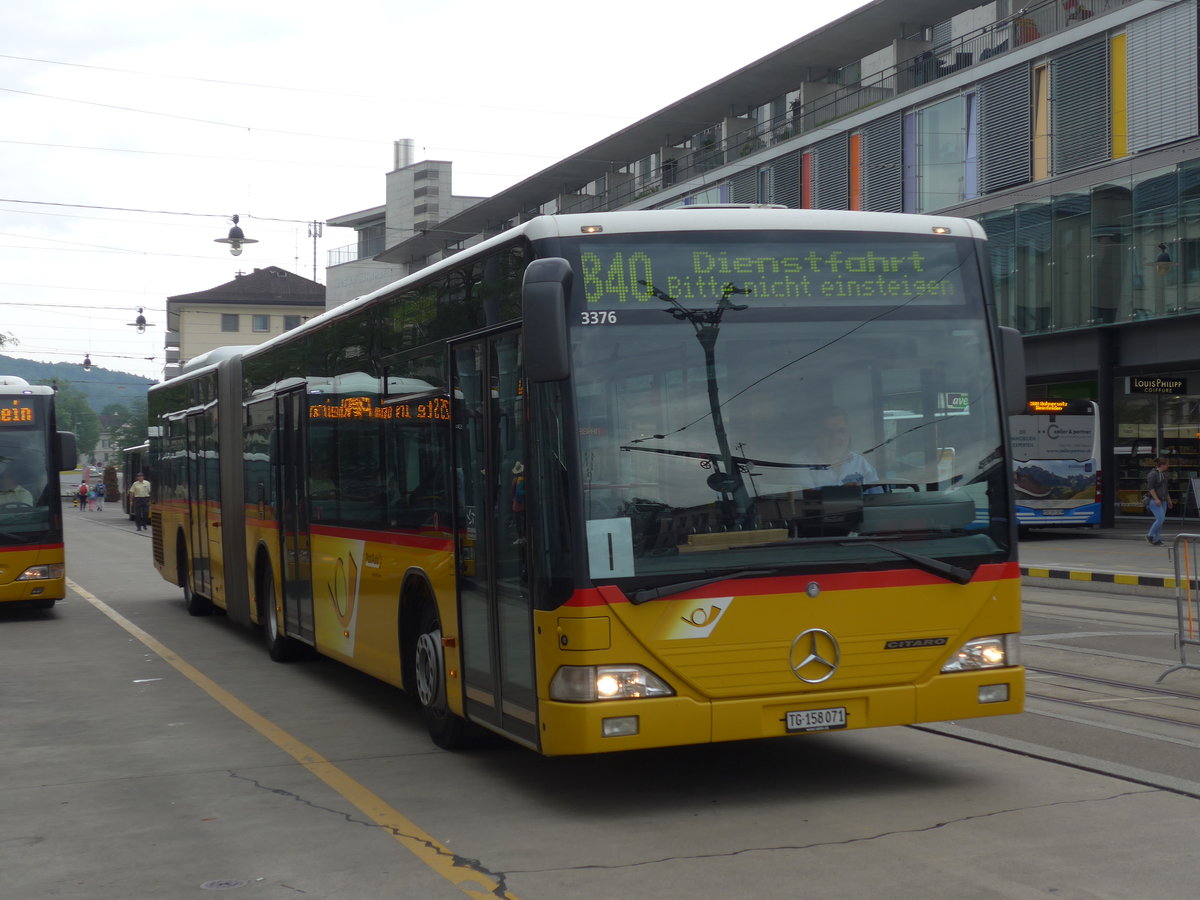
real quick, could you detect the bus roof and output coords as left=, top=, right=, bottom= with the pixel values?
left=0, top=376, right=53, bottom=396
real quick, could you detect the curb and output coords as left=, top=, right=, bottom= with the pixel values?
left=1020, top=566, right=1176, bottom=598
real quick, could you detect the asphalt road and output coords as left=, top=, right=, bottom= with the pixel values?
left=3, top=511, right=1200, bottom=899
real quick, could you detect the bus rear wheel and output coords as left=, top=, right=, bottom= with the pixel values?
left=260, top=565, right=305, bottom=662
left=413, top=601, right=467, bottom=750
left=178, top=543, right=212, bottom=617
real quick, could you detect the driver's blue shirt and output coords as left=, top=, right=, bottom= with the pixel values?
left=795, top=452, right=879, bottom=490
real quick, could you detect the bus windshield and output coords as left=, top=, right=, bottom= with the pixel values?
left=0, top=413, right=55, bottom=544
left=563, top=230, right=1009, bottom=582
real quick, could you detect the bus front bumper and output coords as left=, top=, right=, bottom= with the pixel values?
left=0, top=564, right=66, bottom=603
left=536, top=668, right=1024, bottom=756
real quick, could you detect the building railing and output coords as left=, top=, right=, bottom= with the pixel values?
left=578, top=0, right=1136, bottom=214
left=328, top=234, right=388, bottom=267
left=342, top=0, right=1141, bottom=253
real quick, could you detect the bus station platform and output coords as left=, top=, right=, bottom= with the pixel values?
left=1019, top=517, right=1200, bottom=597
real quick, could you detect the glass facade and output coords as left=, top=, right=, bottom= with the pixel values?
left=978, top=159, right=1200, bottom=333
left=917, top=94, right=977, bottom=212
left=976, top=157, right=1200, bottom=519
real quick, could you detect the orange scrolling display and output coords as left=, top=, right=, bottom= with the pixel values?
left=0, top=402, right=35, bottom=424
left=309, top=396, right=450, bottom=422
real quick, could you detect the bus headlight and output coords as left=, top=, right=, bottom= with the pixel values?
left=550, top=665, right=674, bottom=702
left=941, top=635, right=1019, bottom=672
left=16, top=564, right=65, bottom=582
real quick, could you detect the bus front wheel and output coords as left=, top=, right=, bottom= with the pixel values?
left=413, top=601, right=467, bottom=750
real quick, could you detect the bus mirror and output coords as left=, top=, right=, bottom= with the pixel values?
left=998, top=327, right=1025, bottom=416
left=56, top=432, right=77, bottom=472
left=523, top=258, right=572, bottom=382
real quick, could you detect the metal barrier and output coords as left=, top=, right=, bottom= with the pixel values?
left=1159, top=534, right=1200, bottom=681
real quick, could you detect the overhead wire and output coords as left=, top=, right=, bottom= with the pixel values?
left=0, top=52, right=637, bottom=122
left=0, top=45, right=642, bottom=376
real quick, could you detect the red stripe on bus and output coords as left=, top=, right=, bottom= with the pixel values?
left=564, top=561, right=1020, bottom=606
left=0, top=543, right=65, bottom=554
left=309, top=523, right=454, bottom=551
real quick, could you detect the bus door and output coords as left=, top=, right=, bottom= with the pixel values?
left=276, top=388, right=314, bottom=643
left=185, top=412, right=212, bottom=600
left=452, top=330, right=537, bottom=746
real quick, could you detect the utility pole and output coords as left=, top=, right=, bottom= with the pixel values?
left=308, top=220, right=323, bottom=282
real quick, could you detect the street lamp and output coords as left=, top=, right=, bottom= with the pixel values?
left=214, top=214, right=258, bottom=257
left=127, top=307, right=155, bottom=334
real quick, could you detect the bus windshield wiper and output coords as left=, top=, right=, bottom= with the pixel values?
left=630, top=569, right=777, bottom=605
left=842, top=539, right=973, bottom=585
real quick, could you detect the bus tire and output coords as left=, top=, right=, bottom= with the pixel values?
left=259, top=565, right=305, bottom=662
left=178, top=540, right=212, bottom=617
left=413, top=600, right=467, bottom=750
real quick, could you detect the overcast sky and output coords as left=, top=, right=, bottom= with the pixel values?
left=0, top=0, right=865, bottom=385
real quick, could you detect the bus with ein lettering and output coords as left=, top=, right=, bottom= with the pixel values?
left=0, top=376, right=77, bottom=609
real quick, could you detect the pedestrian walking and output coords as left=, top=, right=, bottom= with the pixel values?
left=95, top=482, right=106, bottom=511
left=129, top=472, right=151, bottom=531
left=1145, top=457, right=1173, bottom=546
left=78, top=481, right=89, bottom=512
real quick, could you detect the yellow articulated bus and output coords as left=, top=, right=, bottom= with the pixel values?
left=0, top=376, right=77, bottom=610
left=148, top=208, right=1026, bottom=756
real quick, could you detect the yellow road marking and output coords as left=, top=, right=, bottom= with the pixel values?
left=69, top=579, right=519, bottom=900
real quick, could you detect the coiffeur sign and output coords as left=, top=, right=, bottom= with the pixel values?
left=1127, top=376, right=1189, bottom=394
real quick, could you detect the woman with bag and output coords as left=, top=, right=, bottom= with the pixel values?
left=1146, top=458, right=1173, bottom=546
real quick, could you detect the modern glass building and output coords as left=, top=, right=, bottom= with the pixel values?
left=332, top=0, right=1200, bottom=524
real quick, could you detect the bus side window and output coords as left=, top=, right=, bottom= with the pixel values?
left=387, top=419, right=449, bottom=530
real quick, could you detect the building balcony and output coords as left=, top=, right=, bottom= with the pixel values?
left=328, top=234, right=388, bottom=267
left=589, top=0, right=1135, bottom=214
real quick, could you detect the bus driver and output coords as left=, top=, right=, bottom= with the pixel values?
left=0, top=466, right=34, bottom=506
left=795, top=406, right=879, bottom=490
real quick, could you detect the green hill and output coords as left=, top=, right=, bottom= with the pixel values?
left=0, top=355, right=155, bottom=414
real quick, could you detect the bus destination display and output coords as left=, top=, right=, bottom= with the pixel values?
left=578, top=240, right=965, bottom=309
left=0, top=400, right=35, bottom=425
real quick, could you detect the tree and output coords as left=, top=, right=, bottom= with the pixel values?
left=101, top=402, right=131, bottom=418
left=111, top=398, right=148, bottom=458
left=41, top=380, right=100, bottom=465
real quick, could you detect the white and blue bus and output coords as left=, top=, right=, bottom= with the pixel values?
left=1010, top=399, right=1100, bottom=528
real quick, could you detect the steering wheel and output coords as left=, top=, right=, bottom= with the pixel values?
left=0, top=502, right=34, bottom=511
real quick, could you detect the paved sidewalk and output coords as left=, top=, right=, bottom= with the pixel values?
left=1019, top=516, right=1200, bottom=596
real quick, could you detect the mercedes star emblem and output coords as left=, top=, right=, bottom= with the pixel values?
left=789, top=628, right=840, bottom=683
